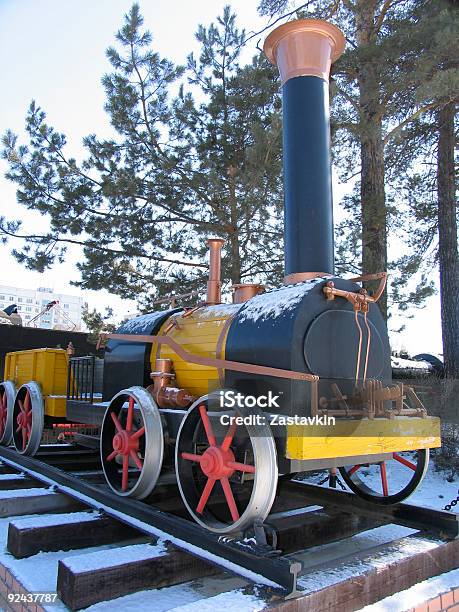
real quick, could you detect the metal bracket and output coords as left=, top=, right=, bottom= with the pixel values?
left=253, top=518, right=279, bottom=553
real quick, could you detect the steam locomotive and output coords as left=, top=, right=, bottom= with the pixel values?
left=0, top=18, right=440, bottom=534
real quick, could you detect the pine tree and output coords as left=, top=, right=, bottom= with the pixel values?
left=382, top=0, right=458, bottom=375
left=437, top=101, right=458, bottom=378
left=1, top=5, right=283, bottom=307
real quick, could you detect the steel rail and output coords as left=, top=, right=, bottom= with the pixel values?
left=0, top=446, right=302, bottom=598
left=285, top=481, right=459, bottom=538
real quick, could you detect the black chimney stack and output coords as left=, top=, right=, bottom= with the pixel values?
left=264, top=20, right=345, bottom=283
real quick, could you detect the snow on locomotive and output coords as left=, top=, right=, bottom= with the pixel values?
left=0, top=18, right=440, bottom=534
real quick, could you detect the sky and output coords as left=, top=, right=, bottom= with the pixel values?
left=0, top=0, right=444, bottom=355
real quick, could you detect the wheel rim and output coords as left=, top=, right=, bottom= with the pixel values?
left=175, top=392, right=278, bottom=534
left=100, top=387, right=164, bottom=499
left=339, top=449, right=429, bottom=504
left=0, top=381, right=15, bottom=445
left=12, top=382, right=44, bottom=456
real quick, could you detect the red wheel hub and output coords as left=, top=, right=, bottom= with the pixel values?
left=200, top=446, right=235, bottom=479
left=112, top=430, right=139, bottom=456
left=105, top=396, right=145, bottom=492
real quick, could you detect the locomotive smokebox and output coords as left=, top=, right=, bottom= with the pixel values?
left=264, top=20, right=345, bottom=282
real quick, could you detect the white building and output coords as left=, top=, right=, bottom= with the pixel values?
left=0, top=285, right=86, bottom=331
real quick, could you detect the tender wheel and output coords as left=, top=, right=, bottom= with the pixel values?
left=339, top=449, right=429, bottom=504
left=175, top=392, right=278, bottom=534
left=100, top=386, right=164, bottom=499
left=12, top=382, right=44, bottom=455
left=0, top=381, right=15, bottom=445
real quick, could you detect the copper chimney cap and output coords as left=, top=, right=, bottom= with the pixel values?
left=231, top=283, right=265, bottom=304
left=264, top=19, right=345, bottom=84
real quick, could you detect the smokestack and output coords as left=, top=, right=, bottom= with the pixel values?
left=264, top=20, right=345, bottom=283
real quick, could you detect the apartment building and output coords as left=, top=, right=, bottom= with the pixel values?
left=0, top=285, right=86, bottom=331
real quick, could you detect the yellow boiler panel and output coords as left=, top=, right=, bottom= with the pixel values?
left=151, top=304, right=241, bottom=399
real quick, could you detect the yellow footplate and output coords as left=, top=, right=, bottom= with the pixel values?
left=286, top=416, right=441, bottom=460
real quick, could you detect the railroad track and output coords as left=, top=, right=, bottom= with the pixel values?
left=0, top=443, right=457, bottom=611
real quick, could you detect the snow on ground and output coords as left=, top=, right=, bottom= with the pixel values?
left=63, top=542, right=167, bottom=572
left=405, top=461, right=458, bottom=509
left=0, top=487, right=56, bottom=499
left=391, top=356, right=431, bottom=371
left=0, top=473, right=26, bottom=480
left=9, top=510, right=101, bottom=529
left=168, top=589, right=265, bottom=611
left=358, top=568, right=459, bottom=611
left=83, top=579, right=261, bottom=612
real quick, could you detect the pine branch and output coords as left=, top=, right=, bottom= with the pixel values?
left=383, top=102, right=443, bottom=145
left=0, top=224, right=208, bottom=269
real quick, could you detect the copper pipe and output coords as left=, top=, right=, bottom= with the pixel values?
left=362, top=310, right=372, bottom=384
left=354, top=309, right=363, bottom=386
left=206, top=238, right=225, bottom=305
left=349, top=272, right=387, bottom=303
left=151, top=358, right=175, bottom=400
left=150, top=358, right=195, bottom=408
left=106, top=332, right=319, bottom=382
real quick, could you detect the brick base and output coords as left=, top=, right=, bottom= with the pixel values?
left=0, top=561, right=46, bottom=612
left=411, top=586, right=459, bottom=612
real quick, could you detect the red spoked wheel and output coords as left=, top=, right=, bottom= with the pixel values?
left=100, top=387, right=164, bottom=499
left=339, top=449, right=429, bottom=504
left=0, top=381, right=15, bottom=445
left=12, top=382, right=44, bottom=456
left=175, top=393, right=277, bottom=534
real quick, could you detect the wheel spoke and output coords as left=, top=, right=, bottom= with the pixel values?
left=16, top=424, right=22, bottom=434
left=110, top=411, right=123, bottom=433
left=130, top=450, right=143, bottom=470
left=22, top=428, right=26, bottom=450
left=126, top=397, right=134, bottom=432
left=348, top=464, right=361, bottom=476
left=380, top=462, right=389, bottom=496
left=18, top=400, right=25, bottom=413
left=196, top=477, right=216, bottom=514
left=131, top=426, right=145, bottom=440
left=121, top=455, right=129, bottom=491
left=181, top=452, right=203, bottom=463
left=220, top=477, right=240, bottom=522
left=393, top=453, right=417, bottom=471
left=221, top=421, right=237, bottom=452
left=24, top=392, right=30, bottom=412
left=199, top=404, right=217, bottom=447
left=106, top=449, right=118, bottom=462
left=227, top=460, right=255, bottom=474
